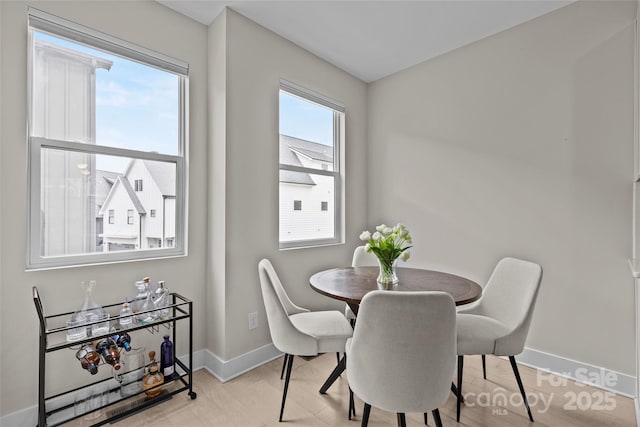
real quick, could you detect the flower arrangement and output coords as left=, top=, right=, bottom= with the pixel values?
left=359, top=223, right=412, bottom=286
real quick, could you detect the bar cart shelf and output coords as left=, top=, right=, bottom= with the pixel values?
left=32, top=286, right=196, bottom=427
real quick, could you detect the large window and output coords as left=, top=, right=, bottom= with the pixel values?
left=27, top=8, right=188, bottom=269
left=279, top=81, right=344, bottom=249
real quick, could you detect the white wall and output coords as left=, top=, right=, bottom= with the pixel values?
left=208, top=8, right=368, bottom=360
left=368, top=0, right=636, bottom=375
left=0, top=0, right=208, bottom=415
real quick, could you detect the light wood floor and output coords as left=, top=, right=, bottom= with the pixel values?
left=66, top=354, right=636, bottom=426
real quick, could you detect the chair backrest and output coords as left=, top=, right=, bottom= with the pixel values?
left=257, top=259, right=317, bottom=355
left=347, top=291, right=456, bottom=414
left=352, top=245, right=378, bottom=267
left=475, top=257, right=543, bottom=355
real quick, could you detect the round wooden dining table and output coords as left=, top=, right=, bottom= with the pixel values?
left=309, top=265, right=482, bottom=395
left=310, top=266, right=482, bottom=316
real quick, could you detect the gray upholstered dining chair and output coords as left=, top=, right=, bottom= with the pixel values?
left=257, top=258, right=354, bottom=422
left=347, top=290, right=456, bottom=427
left=344, top=245, right=378, bottom=324
left=455, top=257, right=543, bottom=422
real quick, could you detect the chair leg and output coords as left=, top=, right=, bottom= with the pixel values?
left=349, top=387, right=356, bottom=419
left=397, top=413, right=407, bottom=427
left=457, top=355, right=464, bottom=422
left=319, top=354, right=346, bottom=394
left=432, top=408, right=443, bottom=427
left=450, top=382, right=464, bottom=403
left=423, top=412, right=428, bottom=425
left=362, top=403, right=371, bottom=427
left=279, top=354, right=294, bottom=422
left=280, top=353, right=288, bottom=380
left=482, top=354, right=487, bottom=379
left=509, top=355, right=534, bottom=422
left=336, top=352, right=341, bottom=365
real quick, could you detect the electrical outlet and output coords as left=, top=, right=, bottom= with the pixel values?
left=248, top=312, right=258, bottom=330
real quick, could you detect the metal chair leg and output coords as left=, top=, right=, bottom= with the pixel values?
left=362, top=403, right=371, bottom=427
left=280, top=353, right=288, bottom=380
left=509, top=356, right=534, bottom=422
left=451, top=382, right=464, bottom=403
left=349, top=387, right=356, bottom=419
left=457, top=355, right=464, bottom=422
left=482, top=354, right=487, bottom=379
left=397, top=413, right=406, bottom=427
left=279, top=354, right=294, bottom=422
left=432, top=408, right=443, bottom=427
left=336, top=352, right=340, bottom=365
left=423, top=412, right=428, bottom=425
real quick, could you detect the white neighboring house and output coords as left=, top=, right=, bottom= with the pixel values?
left=99, top=159, right=176, bottom=251
left=279, top=135, right=335, bottom=242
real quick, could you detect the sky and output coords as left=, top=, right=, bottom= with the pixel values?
left=34, top=31, right=334, bottom=174
left=279, top=91, right=334, bottom=147
left=34, top=31, right=179, bottom=173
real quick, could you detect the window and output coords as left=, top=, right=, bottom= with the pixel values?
left=150, top=209, right=156, bottom=218
left=279, top=81, right=344, bottom=248
left=27, top=8, right=188, bottom=269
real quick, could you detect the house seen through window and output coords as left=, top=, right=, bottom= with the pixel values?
left=278, top=81, right=344, bottom=248
left=27, top=9, right=187, bottom=269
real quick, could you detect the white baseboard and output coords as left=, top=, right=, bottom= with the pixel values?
left=517, top=347, right=635, bottom=398
left=201, top=343, right=282, bottom=383
left=2, top=345, right=633, bottom=426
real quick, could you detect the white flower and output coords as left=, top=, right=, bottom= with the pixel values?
left=359, top=231, right=371, bottom=241
left=376, top=224, right=387, bottom=232
left=382, top=226, right=393, bottom=235
left=371, top=231, right=382, bottom=242
left=364, top=243, right=371, bottom=253
left=401, top=250, right=410, bottom=262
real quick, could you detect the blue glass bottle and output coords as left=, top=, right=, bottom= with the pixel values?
left=160, top=335, right=174, bottom=380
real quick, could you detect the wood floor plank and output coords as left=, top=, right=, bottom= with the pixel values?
left=62, top=354, right=635, bottom=426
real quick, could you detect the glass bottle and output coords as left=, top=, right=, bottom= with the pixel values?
left=113, top=333, right=132, bottom=352
left=118, top=300, right=133, bottom=329
left=131, top=279, right=150, bottom=317
left=143, top=350, right=164, bottom=398
left=76, top=344, right=101, bottom=375
left=95, top=337, right=121, bottom=371
left=153, top=281, right=170, bottom=319
left=160, top=335, right=174, bottom=380
left=66, top=280, right=110, bottom=342
left=137, top=280, right=158, bottom=325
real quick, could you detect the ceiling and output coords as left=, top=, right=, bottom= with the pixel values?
left=158, top=0, right=572, bottom=82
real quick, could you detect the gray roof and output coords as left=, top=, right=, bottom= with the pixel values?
left=143, top=160, right=175, bottom=196
left=118, top=176, right=146, bottom=215
left=95, top=170, right=121, bottom=208
left=279, top=135, right=333, bottom=185
left=280, top=170, right=315, bottom=186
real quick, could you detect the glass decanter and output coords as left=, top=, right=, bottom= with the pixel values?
left=66, top=280, right=110, bottom=342
left=143, top=350, right=164, bottom=398
left=153, top=280, right=170, bottom=319
left=131, top=279, right=149, bottom=316
left=137, top=280, right=158, bottom=325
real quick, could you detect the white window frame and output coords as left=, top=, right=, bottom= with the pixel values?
left=26, top=8, right=189, bottom=269
left=279, top=80, right=344, bottom=250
